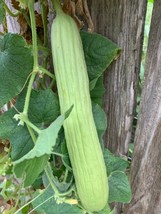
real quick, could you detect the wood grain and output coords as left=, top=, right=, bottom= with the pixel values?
left=124, top=0, right=161, bottom=213
left=87, top=0, right=147, bottom=156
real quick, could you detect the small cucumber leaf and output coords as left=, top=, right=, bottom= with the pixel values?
left=104, top=149, right=128, bottom=176
left=108, top=171, right=132, bottom=203
left=0, top=1, right=5, bottom=24
left=32, top=188, right=83, bottom=214
left=13, top=107, right=73, bottom=187
left=81, top=31, right=120, bottom=83
left=0, top=33, right=33, bottom=108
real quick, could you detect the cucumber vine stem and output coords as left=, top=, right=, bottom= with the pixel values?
left=40, top=0, right=48, bottom=47
left=2, top=0, right=20, bottom=17
left=28, top=0, right=39, bottom=69
left=23, top=0, right=38, bottom=116
left=39, top=66, right=55, bottom=79
left=52, top=0, right=63, bottom=14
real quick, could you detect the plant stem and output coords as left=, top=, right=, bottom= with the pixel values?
left=23, top=72, right=37, bottom=116
left=45, top=164, right=59, bottom=194
left=27, top=125, right=37, bottom=144
left=49, top=79, right=55, bottom=89
left=28, top=194, right=55, bottom=214
left=52, top=0, right=62, bottom=14
left=28, top=1, right=39, bottom=69
left=23, top=0, right=39, bottom=116
left=52, top=152, right=64, bottom=157
left=39, top=66, right=55, bottom=79
left=14, top=186, right=50, bottom=214
left=40, top=0, right=48, bottom=47
left=2, top=0, right=20, bottom=17
left=23, top=117, right=41, bottom=134
left=63, top=169, right=69, bottom=183
left=12, top=178, right=24, bottom=213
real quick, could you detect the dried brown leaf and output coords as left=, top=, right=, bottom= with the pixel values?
left=17, top=13, right=28, bottom=35
left=11, top=0, right=21, bottom=10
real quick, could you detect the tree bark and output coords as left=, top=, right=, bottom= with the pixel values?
left=124, top=1, right=161, bottom=213
left=87, top=1, right=147, bottom=213
left=5, top=0, right=20, bottom=33
left=87, top=0, right=147, bottom=156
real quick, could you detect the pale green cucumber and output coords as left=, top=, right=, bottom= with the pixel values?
left=51, top=1, right=108, bottom=212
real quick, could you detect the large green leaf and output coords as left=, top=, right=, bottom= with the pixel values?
left=0, top=89, right=60, bottom=161
left=104, top=149, right=128, bottom=176
left=108, top=171, right=132, bottom=203
left=13, top=107, right=72, bottom=187
left=16, top=89, right=60, bottom=126
left=0, top=1, right=5, bottom=24
left=0, top=33, right=33, bottom=107
left=14, top=155, right=49, bottom=187
left=81, top=31, right=120, bottom=82
left=32, top=188, right=83, bottom=214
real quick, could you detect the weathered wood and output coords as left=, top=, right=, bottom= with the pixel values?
left=124, top=1, right=161, bottom=213
left=87, top=1, right=147, bottom=213
left=5, top=0, right=20, bottom=33
left=87, top=0, right=147, bottom=157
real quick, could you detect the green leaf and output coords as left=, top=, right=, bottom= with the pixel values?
left=0, top=109, right=34, bottom=161
left=32, top=188, right=83, bottom=214
left=61, top=141, right=72, bottom=170
left=10, top=124, right=34, bottom=160
left=108, top=171, right=132, bottom=203
left=42, top=164, right=73, bottom=193
left=13, top=107, right=72, bottom=187
left=0, top=33, right=33, bottom=107
left=0, top=89, right=60, bottom=161
left=0, top=1, right=5, bottom=24
left=16, top=89, right=60, bottom=125
left=14, top=155, right=49, bottom=187
left=91, top=76, right=105, bottom=106
left=96, top=204, right=113, bottom=214
left=81, top=31, right=120, bottom=82
left=92, top=103, right=107, bottom=146
left=104, top=149, right=128, bottom=176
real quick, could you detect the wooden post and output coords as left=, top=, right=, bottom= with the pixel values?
left=124, top=0, right=161, bottom=213
left=87, top=1, right=147, bottom=213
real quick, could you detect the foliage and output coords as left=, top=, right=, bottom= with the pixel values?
left=0, top=1, right=131, bottom=213
left=131, top=1, right=153, bottom=144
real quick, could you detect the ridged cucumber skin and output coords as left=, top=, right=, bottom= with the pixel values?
left=51, top=10, right=108, bottom=212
